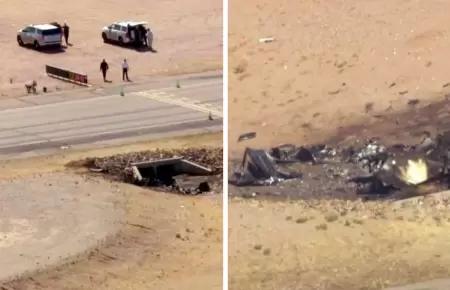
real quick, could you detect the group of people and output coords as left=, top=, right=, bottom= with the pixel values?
left=51, top=21, right=154, bottom=50
left=126, top=24, right=153, bottom=50
left=100, top=59, right=130, bottom=82
left=50, top=21, right=152, bottom=83
left=99, top=24, right=154, bottom=83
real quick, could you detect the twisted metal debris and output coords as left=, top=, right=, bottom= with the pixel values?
left=230, top=131, right=450, bottom=199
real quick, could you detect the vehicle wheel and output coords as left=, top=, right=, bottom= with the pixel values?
left=102, top=33, right=109, bottom=43
left=118, top=37, right=124, bottom=45
left=17, top=36, right=24, bottom=46
left=34, top=41, right=40, bottom=50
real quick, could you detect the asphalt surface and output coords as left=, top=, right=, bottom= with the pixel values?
left=0, top=71, right=223, bottom=158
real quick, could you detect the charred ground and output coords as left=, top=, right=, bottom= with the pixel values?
left=229, top=98, right=450, bottom=201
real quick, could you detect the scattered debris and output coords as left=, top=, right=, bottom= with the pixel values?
left=238, top=132, right=257, bottom=142
left=365, top=102, right=374, bottom=114
left=334, top=60, right=347, bottom=69
left=230, top=131, right=450, bottom=200
left=407, top=99, right=420, bottom=106
left=259, top=37, right=275, bottom=43
left=328, top=89, right=341, bottom=95
left=229, top=147, right=302, bottom=186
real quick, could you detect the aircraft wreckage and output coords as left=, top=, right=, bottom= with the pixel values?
left=229, top=131, right=450, bottom=198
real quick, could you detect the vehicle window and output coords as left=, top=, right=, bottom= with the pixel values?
left=23, top=27, right=31, bottom=33
left=42, top=28, right=61, bottom=36
left=112, top=24, right=120, bottom=30
left=120, top=26, right=127, bottom=32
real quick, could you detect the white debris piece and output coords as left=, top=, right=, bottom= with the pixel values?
left=259, top=37, right=275, bottom=43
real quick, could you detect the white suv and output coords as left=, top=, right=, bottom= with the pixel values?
left=101, top=21, right=148, bottom=44
left=17, top=24, right=62, bottom=49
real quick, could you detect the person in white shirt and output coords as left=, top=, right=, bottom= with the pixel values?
left=122, top=59, right=130, bottom=81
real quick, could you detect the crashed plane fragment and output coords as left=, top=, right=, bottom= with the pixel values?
left=229, top=148, right=302, bottom=186
left=230, top=131, right=450, bottom=198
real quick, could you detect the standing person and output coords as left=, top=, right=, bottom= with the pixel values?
left=100, top=59, right=109, bottom=82
left=126, top=24, right=131, bottom=39
left=146, top=28, right=154, bottom=50
left=134, top=29, right=141, bottom=48
left=62, top=22, right=70, bottom=45
left=141, top=26, right=148, bottom=47
left=122, top=59, right=130, bottom=81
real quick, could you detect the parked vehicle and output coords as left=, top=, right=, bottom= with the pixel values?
left=101, top=21, right=148, bottom=46
left=17, top=24, right=62, bottom=49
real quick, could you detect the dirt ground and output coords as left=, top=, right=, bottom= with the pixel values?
left=229, top=0, right=450, bottom=289
left=229, top=196, right=450, bottom=290
left=0, top=0, right=222, bottom=97
left=229, top=0, right=450, bottom=154
left=0, top=132, right=223, bottom=290
left=0, top=172, right=123, bottom=282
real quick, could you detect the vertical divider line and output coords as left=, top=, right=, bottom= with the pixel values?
left=222, top=0, right=229, bottom=288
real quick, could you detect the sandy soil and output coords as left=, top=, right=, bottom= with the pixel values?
left=0, top=173, right=122, bottom=282
left=229, top=0, right=450, bottom=289
left=229, top=0, right=450, bottom=155
left=0, top=133, right=223, bottom=290
left=229, top=196, right=450, bottom=290
left=0, top=0, right=222, bottom=97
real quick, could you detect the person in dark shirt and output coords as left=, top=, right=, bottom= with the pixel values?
left=134, top=28, right=141, bottom=48
left=126, top=24, right=132, bottom=40
left=141, top=26, right=148, bottom=47
left=100, top=59, right=109, bottom=82
left=62, top=22, right=70, bottom=45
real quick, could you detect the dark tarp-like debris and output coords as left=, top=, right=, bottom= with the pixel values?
left=238, top=132, right=257, bottom=142
left=229, top=148, right=302, bottom=186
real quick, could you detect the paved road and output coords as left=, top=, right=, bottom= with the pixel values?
left=0, top=71, right=223, bottom=158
